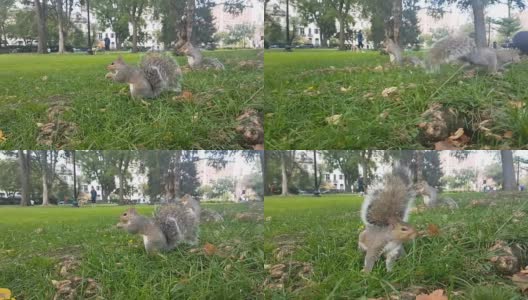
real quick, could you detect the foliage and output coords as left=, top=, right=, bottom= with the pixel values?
left=0, top=159, right=19, bottom=196
left=401, top=0, right=421, bottom=48
left=221, top=23, right=255, bottom=47
left=494, top=17, right=522, bottom=41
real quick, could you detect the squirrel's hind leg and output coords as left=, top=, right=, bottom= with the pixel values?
left=363, top=247, right=382, bottom=273
left=384, top=244, right=404, bottom=272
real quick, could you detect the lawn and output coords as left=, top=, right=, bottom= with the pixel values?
left=264, top=193, right=528, bottom=299
left=0, top=50, right=262, bottom=149
left=264, top=49, right=528, bottom=149
left=0, top=202, right=264, bottom=299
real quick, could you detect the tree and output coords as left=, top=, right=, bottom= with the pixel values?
left=400, top=0, right=420, bottom=47
left=0, top=0, right=15, bottom=47
left=296, top=0, right=336, bottom=47
left=34, top=150, right=59, bottom=205
left=494, top=17, right=521, bottom=41
left=501, top=150, right=516, bottom=191
left=78, top=151, right=116, bottom=202
left=0, top=159, right=20, bottom=197
left=92, top=0, right=130, bottom=49
left=121, top=0, right=149, bottom=53
left=33, top=0, right=49, bottom=53
left=330, top=0, right=356, bottom=50
left=5, top=8, right=37, bottom=46
left=51, top=0, right=76, bottom=53
left=222, top=23, right=255, bottom=47
left=110, top=151, right=133, bottom=204
left=428, top=0, right=526, bottom=47
left=324, top=151, right=361, bottom=192
left=18, top=150, right=32, bottom=206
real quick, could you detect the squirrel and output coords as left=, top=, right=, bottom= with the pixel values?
left=358, top=165, right=418, bottom=273
left=179, top=42, right=225, bottom=71
left=383, top=38, right=424, bottom=67
left=414, top=181, right=458, bottom=209
left=105, top=52, right=182, bottom=98
left=116, top=194, right=200, bottom=254
left=425, top=34, right=521, bottom=73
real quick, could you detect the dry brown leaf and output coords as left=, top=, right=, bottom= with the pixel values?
left=325, top=114, right=342, bottom=126
left=427, top=224, right=440, bottom=236
left=203, top=243, right=217, bottom=256
left=503, top=131, right=513, bottom=139
left=42, top=75, right=48, bottom=81
left=379, top=111, right=389, bottom=119
left=172, top=91, right=194, bottom=102
left=381, top=87, right=398, bottom=98
left=434, top=140, right=460, bottom=150
left=449, top=128, right=465, bottom=140
left=416, top=289, right=448, bottom=300
left=340, top=86, right=352, bottom=92
left=512, top=272, right=528, bottom=293
left=363, top=92, right=375, bottom=99
left=508, top=101, right=525, bottom=109
left=0, top=130, right=6, bottom=143
left=374, top=65, right=384, bottom=71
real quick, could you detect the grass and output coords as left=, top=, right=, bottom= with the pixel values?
left=264, top=49, right=528, bottom=149
left=0, top=202, right=264, bottom=299
left=0, top=50, right=262, bottom=149
left=264, top=193, right=528, bottom=299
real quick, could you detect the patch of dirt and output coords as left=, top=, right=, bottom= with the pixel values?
left=36, top=101, right=77, bottom=148
left=263, top=261, right=314, bottom=292
left=488, top=240, right=524, bottom=275
left=235, top=109, right=263, bottom=150
left=201, top=208, right=224, bottom=223
left=56, top=255, right=81, bottom=277
left=235, top=212, right=264, bottom=222
left=51, top=276, right=100, bottom=300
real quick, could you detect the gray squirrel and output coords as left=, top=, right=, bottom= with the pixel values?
left=383, top=35, right=521, bottom=73
left=179, top=42, right=225, bottom=70
left=426, top=35, right=521, bottom=73
left=116, top=194, right=200, bottom=254
left=358, top=165, right=418, bottom=273
left=105, top=52, right=182, bottom=98
left=414, top=181, right=459, bottom=209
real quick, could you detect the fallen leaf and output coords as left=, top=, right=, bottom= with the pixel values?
left=42, top=75, right=48, bottom=81
left=172, top=91, right=194, bottom=102
left=503, top=131, right=513, bottom=139
left=427, top=224, right=440, bottom=236
left=363, top=92, right=375, bottom=99
left=340, top=86, right=352, bottom=92
left=381, top=86, right=398, bottom=98
left=0, top=130, right=6, bottom=143
left=416, top=289, right=448, bottom=300
left=512, top=272, right=528, bottom=293
left=325, top=114, right=342, bottom=125
left=379, top=111, right=389, bottom=119
left=374, top=65, right=383, bottom=71
left=449, top=128, right=464, bottom=140
left=203, top=243, right=217, bottom=256
left=434, top=140, right=460, bottom=150
left=508, top=101, right=525, bottom=109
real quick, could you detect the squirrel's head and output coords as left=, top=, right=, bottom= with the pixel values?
left=390, top=221, right=417, bottom=242
left=178, top=42, right=194, bottom=55
left=117, top=207, right=137, bottom=227
left=106, top=55, right=126, bottom=71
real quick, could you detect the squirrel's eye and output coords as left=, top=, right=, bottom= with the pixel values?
left=123, top=213, right=127, bottom=216
left=111, top=62, right=114, bottom=65
left=401, top=227, right=408, bottom=231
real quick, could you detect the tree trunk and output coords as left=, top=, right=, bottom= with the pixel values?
left=501, top=150, right=517, bottom=191
left=415, top=151, right=424, bottom=182
left=18, top=150, right=31, bottom=206
left=344, top=176, right=351, bottom=192
left=41, top=150, right=49, bottom=205
left=132, top=19, right=138, bottom=53
left=472, top=0, right=487, bottom=47
left=280, top=152, right=288, bottom=196
left=391, top=0, right=402, bottom=45
left=56, top=0, right=65, bottom=54
left=339, top=13, right=345, bottom=50
left=35, top=0, right=48, bottom=54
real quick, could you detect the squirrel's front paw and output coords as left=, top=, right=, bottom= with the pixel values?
left=105, top=72, right=114, bottom=79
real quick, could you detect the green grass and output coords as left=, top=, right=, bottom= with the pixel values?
left=264, top=193, right=528, bottom=299
left=264, top=49, right=528, bottom=149
left=0, top=50, right=262, bottom=149
left=0, top=203, right=264, bottom=299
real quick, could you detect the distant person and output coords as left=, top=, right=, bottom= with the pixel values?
left=104, top=34, right=111, bottom=51
left=91, top=186, right=97, bottom=204
left=493, top=41, right=497, bottom=49
left=357, top=176, right=364, bottom=193
left=357, top=30, right=364, bottom=50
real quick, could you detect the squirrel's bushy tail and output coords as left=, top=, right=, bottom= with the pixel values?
left=425, top=35, right=475, bottom=73
left=140, top=52, right=182, bottom=96
left=153, top=195, right=200, bottom=250
left=360, top=164, right=415, bottom=227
